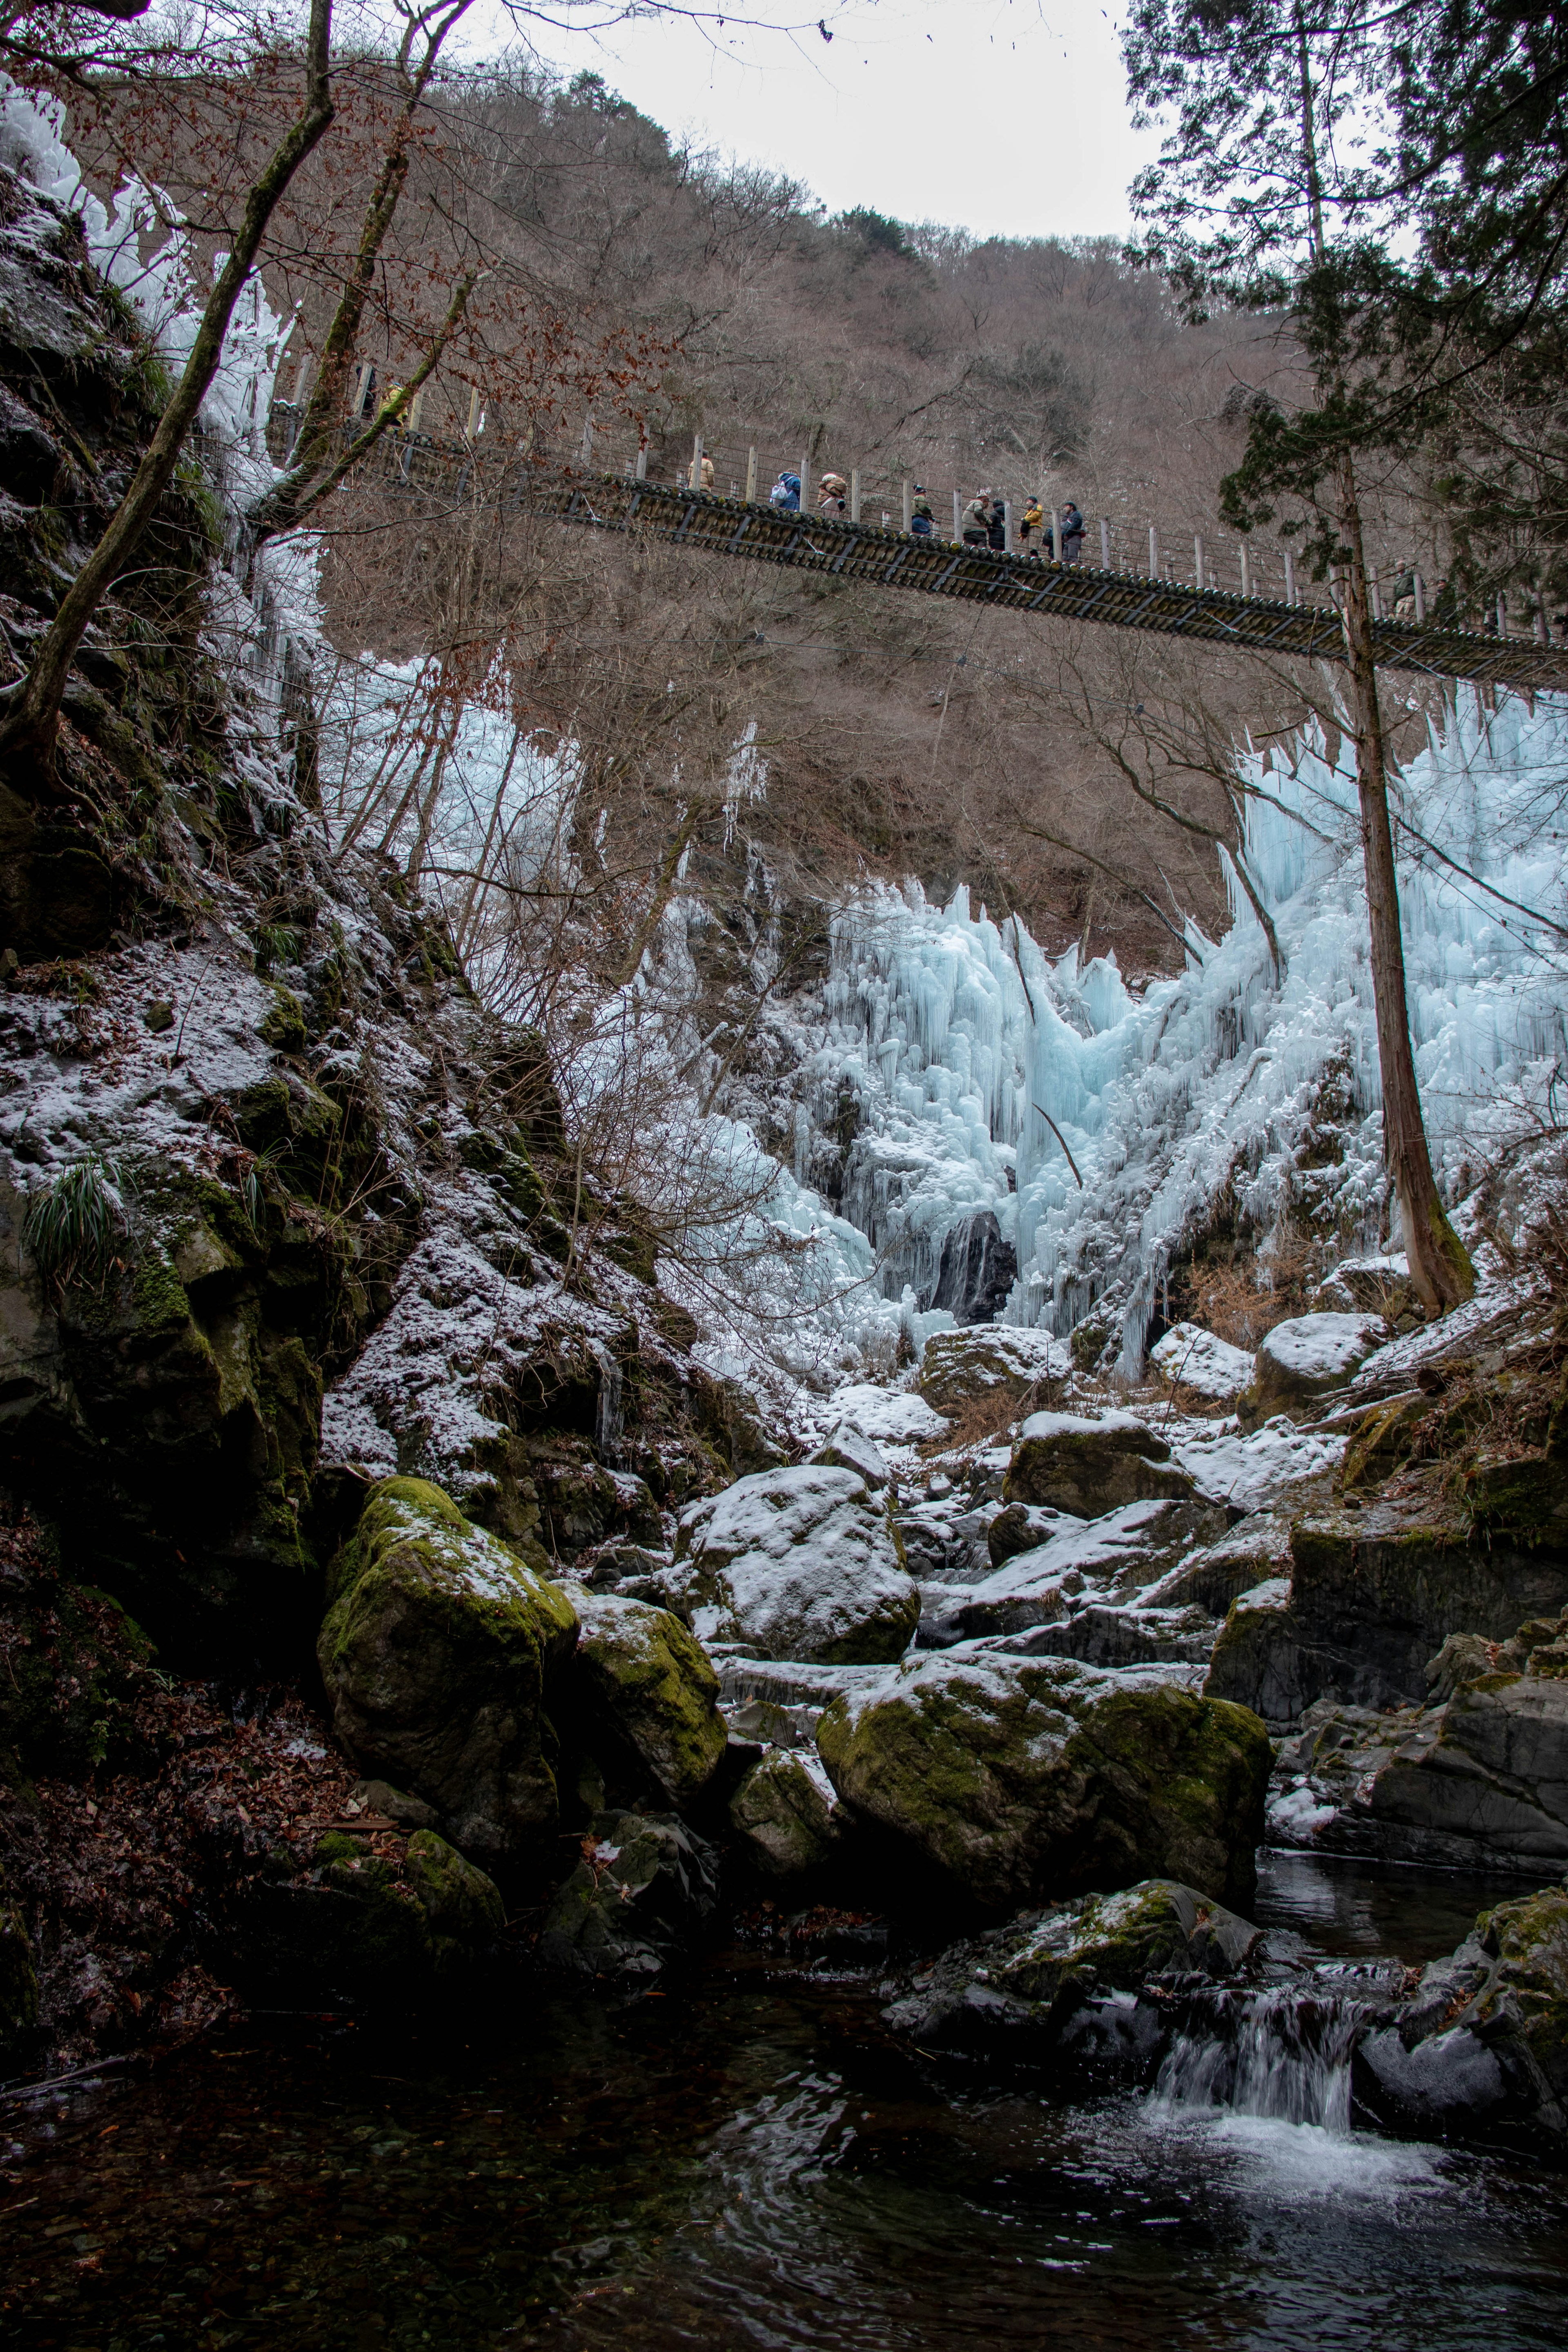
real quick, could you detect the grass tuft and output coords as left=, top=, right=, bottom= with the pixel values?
left=23, top=1154, right=127, bottom=1293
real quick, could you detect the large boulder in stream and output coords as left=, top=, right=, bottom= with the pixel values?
left=814, top=1649, right=1270, bottom=1911
left=728, top=1746, right=846, bottom=1878
left=318, top=1478, right=579, bottom=1860
left=1004, top=1411, right=1195, bottom=1517
left=559, top=1585, right=728, bottom=1807
left=1356, top=1885, right=1568, bottom=2143
left=537, top=1809, right=719, bottom=1978
left=883, top=1878, right=1263, bottom=2062
left=1267, top=1607, right=1568, bottom=1872
left=676, top=1463, right=920, bottom=1664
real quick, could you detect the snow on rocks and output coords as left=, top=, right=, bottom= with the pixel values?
left=1007, top=1409, right=1195, bottom=1516
left=826, top=1382, right=950, bottom=1447
left=929, top=1497, right=1231, bottom=1647
left=676, top=1464, right=920, bottom=1664
left=1169, top=1415, right=1345, bottom=1514
left=917, top=1324, right=1070, bottom=1414
left=809, top=1424, right=891, bottom=1489
left=1254, top=1311, right=1386, bottom=1405
left=1149, top=1322, right=1254, bottom=1401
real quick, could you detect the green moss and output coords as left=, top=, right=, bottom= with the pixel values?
left=260, top=984, right=308, bottom=1055
left=569, top=1590, right=728, bottom=1806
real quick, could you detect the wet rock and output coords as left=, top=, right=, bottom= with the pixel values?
left=1149, top=1323, right=1254, bottom=1401
left=1204, top=1581, right=1312, bottom=1727
left=537, top=1809, right=719, bottom=1978
left=986, top=1501, right=1071, bottom=1568
left=317, top=1477, right=579, bottom=1860
left=677, top=1464, right=920, bottom=1665
left=561, top=1585, right=728, bottom=1807
left=1253, top=1312, right=1385, bottom=1406
left=884, top=1878, right=1262, bottom=2053
left=927, top=1210, right=1018, bottom=1325
left=728, top=1746, right=844, bottom=1878
left=1004, top=1410, right=1195, bottom=1517
left=1141, top=1511, right=1292, bottom=1613
left=810, top=1424, right=891, bottom=1490
left=917, top=1326, right=1069, bottom=1416
left=815, top=1648, right=1270, bottom=1911
left=1265, top=1602, right=1568, bottom=1871
left=1358, top=1884, right=1568, bottom=2141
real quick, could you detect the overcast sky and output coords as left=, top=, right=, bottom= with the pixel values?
left=486, top=0, right=1158, bottom=241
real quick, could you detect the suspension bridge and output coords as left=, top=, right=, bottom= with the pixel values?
left=267, top=404, right=1568, bottom=693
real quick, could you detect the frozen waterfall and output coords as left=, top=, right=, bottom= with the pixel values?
left=785, top=689, right=1568, bottom=1377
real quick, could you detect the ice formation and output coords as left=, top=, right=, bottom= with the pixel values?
left=786, top=691, right=1568, bottom=1376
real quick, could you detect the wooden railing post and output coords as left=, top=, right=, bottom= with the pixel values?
left=689, top=432, right=703, bottom=491
left=1004, top=498, right=1014, bottom=554
left=745, top=445, right=757, bottom=503
left=1284, top=550, right=1296, bottom=604
left=1100, top=518, right=1111, bottom=568
left=953, top=490, right=962, bottom=541
left=850, top=468, right=861, bottom=523
left=1148, top=522, right=1159, bottom=578
left=1239, top=541, right=1251, bottom=598
left=1194, top=534, right=1205, bottom=591
left=635, top=434, right=648, bottom=481
left=902, top=479, right=912, bottom=534
left=1413, top=572, right=1425, bottom=620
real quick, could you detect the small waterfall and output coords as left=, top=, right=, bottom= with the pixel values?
left=1150, top=1989, right=1367, bottom=2132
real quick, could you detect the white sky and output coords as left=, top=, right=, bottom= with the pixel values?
left=483, top=0, right=1158, bottom=241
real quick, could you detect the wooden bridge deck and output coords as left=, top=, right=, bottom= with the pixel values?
left=288, top=419, right=1568, bottom=691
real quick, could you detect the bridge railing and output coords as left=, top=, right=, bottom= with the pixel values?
left=260, top=398, right=1565, bottom=677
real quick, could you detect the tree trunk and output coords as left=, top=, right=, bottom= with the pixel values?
left=1336, top=455, right=1474, bottom=1315
left=0, top=0, right=334, bottom=786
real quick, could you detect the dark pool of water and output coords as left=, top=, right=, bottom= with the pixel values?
left=4, top=1857, right=1566, bottom=2352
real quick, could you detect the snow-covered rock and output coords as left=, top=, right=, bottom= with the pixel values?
left=917, top=1324, right=1070, bottom=1414
left=828, top=1383, right=950, bottom=1446
left=1007, top=1410, right=1195, bottom=1516
left=1149, top=1322, right=1254, bottom=1401
left=929, top=1497, right=1230, bottom=1646
left=810, top=1423, right=891, bottom=1489
left=1254, top=1312, right=1385, bottom=1404
left=677, top=1464, right=920, bottom=1664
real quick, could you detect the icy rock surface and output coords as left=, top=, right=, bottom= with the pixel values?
left=1007, top=1410, right=1195, bottom=1516
left=1149, top=1322, right=1254, bottom=1400
left=1255, top=1312, right=1385, bottom=1403
left=917, top=1325, right=1070, bottom=1414
left=677, top=1464, right=920, bottom=1664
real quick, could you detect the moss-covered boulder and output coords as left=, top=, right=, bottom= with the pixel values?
left=1004, top=1410, right=1194, bottom=1517
left=1204, top=1580, right=1314, bottom=1727
left=561, top=1586, right=728, bottom=1806
left=918, top=1327, right=1068, bottom=1416
left=1359, top=1885, right=1568, bottom=2140
left=677, top=1464, right=920, bottom=1664
left=882, top=1878, right=1262, bottom=2056
left=537, top=1809, right=719, bottom=1978
left=728, top=1746, right=844, bottom=1878
left=815, top=1651, right=1270, bottom=1911
left=317, top=1477, right=579, bottom=1859
left=242, top=1825, right=506, bottom=2000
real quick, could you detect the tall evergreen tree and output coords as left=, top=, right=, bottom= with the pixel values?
left=1123, top=0, right=1475, bottom=1314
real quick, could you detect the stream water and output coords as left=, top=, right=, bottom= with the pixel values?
left=4, top=1854, right=1566, bottom=2352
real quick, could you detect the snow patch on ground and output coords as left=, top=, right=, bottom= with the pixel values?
left=1150, top=1322, right=1256, bottom=1399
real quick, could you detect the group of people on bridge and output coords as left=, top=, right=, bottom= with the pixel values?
left=764, top=469, right=1088, bottom=561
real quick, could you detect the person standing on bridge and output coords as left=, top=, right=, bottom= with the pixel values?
left=961, top=491, right=991, bottom=546
left=819, top=471, right=849, bottom=516
left=986, top=497, right=1007, bottom=552
left=698, top=451, right=715, bottom=491
left=911, top=485, right=934, bottom=535
left=770, top=470, right=801, bottom=512
left=1061, top=501, right=1086, bottom=563
left=1020, top=494, right=1044, bottom=552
